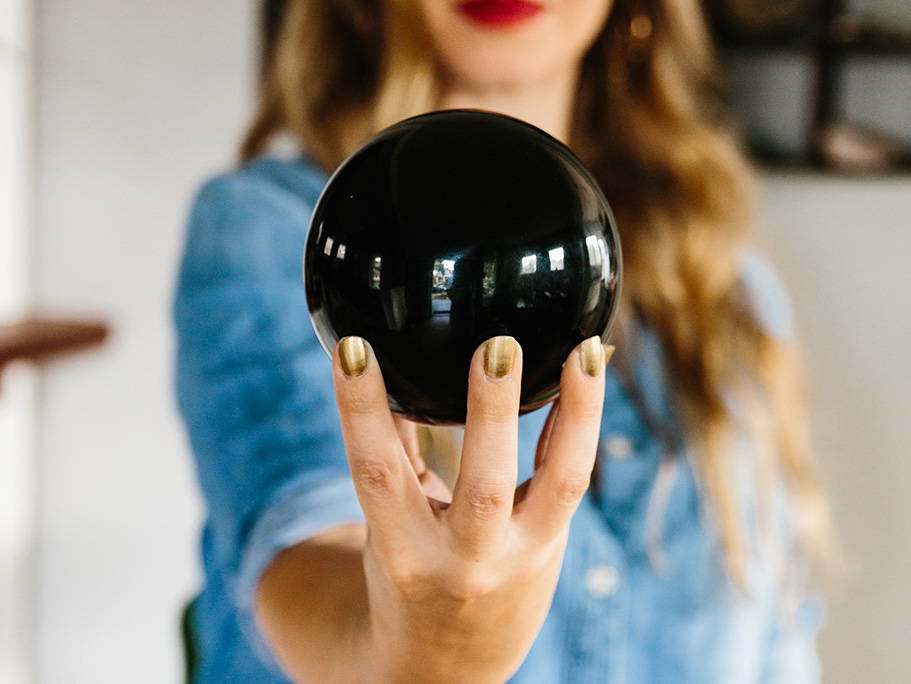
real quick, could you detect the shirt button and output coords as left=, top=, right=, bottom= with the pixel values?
left=585, top=565, right=620, bottom=598
left=604, top=434, right=632, bottom=459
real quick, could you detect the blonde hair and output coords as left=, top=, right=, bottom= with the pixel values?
left=242, top=0, right=833, bottom=587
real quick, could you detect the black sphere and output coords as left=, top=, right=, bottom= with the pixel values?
left=304, top=110, right=622, bottom=425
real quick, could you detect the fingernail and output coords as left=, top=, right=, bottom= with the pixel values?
left=339, top=336, right=368, bottom=377
left=579, top=336, right=605, bottom=377
left=484, top=336, right=517, bottom=379
left=603, top=344, right=616, bottom=366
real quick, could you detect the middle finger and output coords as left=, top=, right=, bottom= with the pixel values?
left=448, top=336, right=522, bottom=555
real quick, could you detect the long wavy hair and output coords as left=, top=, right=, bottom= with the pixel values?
left=241, top=0, right=833, bottom=588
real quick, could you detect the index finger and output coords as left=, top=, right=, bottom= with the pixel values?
left=333, top=337, right=432, bottom=541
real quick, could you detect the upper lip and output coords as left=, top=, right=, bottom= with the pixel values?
left=458, top=0, right=544, bottom=6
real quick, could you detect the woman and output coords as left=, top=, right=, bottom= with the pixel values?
left=174, top=0, right=833, bottom=682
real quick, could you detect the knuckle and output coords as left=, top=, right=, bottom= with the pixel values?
left=445, top=569, right=496, bottom=601
left=351, top=459, right=395, bottom=496
left=552, top=472, right=591, bottom=507
left=385, top=560, right=422, bottom=592
left=464, top=480, right=512, bottom=519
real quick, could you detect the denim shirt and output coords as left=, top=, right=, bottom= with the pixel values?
left=173, top=156, right=821, bottom=683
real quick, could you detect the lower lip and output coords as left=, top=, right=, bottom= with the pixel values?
left=458, top=0, right=543, bottom=27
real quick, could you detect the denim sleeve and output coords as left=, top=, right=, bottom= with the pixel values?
left=738, top=250, right=822, bottom=681
left=761, top=596, right=824, bottom=683
left=173, top=173, right=365, bottom=672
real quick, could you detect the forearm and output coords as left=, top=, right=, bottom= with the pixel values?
left=256, top=523, right=372, bottom=683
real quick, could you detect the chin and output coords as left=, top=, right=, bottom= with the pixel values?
left=418, top=0, right=611, bottom=92
left=440, top=42, right=567, bottom=91
left=426, top=20, right=571, bottom=91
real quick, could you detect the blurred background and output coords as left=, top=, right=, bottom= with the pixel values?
left=0, top=1, right=908, bottom=682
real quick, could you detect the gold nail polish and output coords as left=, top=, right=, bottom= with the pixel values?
left=579, top=336, right=604, bottom=377
left=603, top=344, right=616, bottom=366
left=484, top=336, right=517, bottom=378
left=339, top=336, right=368, bottom=377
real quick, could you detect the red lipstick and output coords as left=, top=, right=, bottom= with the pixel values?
left=458, top=0, right=543, bottom=28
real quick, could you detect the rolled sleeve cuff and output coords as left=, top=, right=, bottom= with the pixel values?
left=235, top=472, right=365, bottom=674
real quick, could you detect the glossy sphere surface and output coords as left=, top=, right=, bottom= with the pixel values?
left=305, top=110, right=621, bottom=425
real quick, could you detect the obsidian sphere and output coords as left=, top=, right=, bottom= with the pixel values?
left=304, top=110, right=621, bottom=425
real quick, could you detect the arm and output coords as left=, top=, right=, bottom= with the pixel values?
left=761, top=597, right=824, bottom=683
left=738, top=249, right=825, bottom=682
left=257, top=524, right=371, bottom=682
left=174, top=172, right=366, bottom=671
left=176, top=170, right=613, bottom=683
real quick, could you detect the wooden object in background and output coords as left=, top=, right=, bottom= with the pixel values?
left=0, top=318, right=109, bottom=372
left=708, top=0, right=911, bottom=172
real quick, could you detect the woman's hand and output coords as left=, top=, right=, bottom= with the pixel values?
left=334, top=334, right=612, bottom=684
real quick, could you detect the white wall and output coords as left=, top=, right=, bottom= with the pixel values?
left=758, top=174, right=911, bottom=684
left=32, top=1, right=256, bottom=681
left=0, top=0, right=35, bottom=681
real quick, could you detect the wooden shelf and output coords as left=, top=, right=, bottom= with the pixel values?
left=746, top=149, right=911, bottom=176
left=719, top=29, right=911, bottom=58
left=0, top=318, right=109, bottom=369
left=710, top=0, right=911, bottom=173
left=755, top=162, right=911, bottom=178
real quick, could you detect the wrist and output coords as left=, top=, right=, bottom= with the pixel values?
left=360, top=622, right=510, bottom=684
